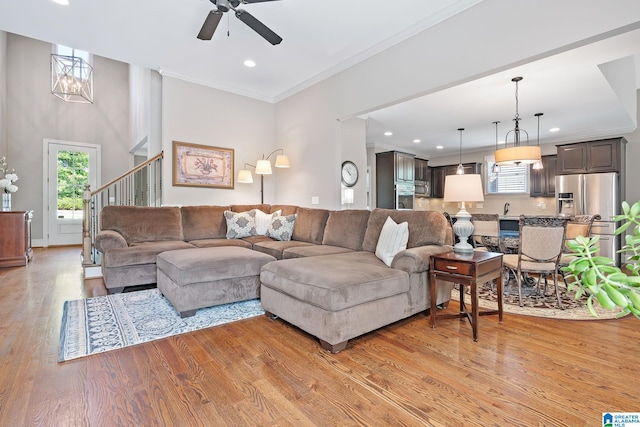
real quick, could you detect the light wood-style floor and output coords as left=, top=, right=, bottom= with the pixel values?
left=1, top=247, right=638, bottom=426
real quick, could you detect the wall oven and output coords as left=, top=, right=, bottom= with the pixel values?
left=396, top=183, right=415, bottom=210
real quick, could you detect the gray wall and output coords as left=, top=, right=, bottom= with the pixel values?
left=5, top=34, right=131, bottom=242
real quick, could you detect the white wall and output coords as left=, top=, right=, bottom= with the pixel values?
left=162, top=77, right=277, bottom=206
left=340, top=117, right=367, bottom=210
left=5, top=34, right=131, bottom=241
left=275, top=0, right=640, bottom=210
left=0, top=31, right=6, bottom=155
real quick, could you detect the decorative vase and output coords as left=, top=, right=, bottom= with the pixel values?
left=2, top=192, right=11, bottom=211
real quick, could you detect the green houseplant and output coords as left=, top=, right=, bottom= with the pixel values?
left=563, top=200, right=640, bottom=319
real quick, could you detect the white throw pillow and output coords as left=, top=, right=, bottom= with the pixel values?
left=255, top=209, right=282, bottom=236
left=224, top=210, right=257, bottom=239
left=266, top=213, right=296, bottom=241
left=375, top=216, right=409, bottom=267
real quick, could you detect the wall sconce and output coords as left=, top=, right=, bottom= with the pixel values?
left=343, top=187, right=354, bottom=208
left=237, top=149, right=290, bottom=203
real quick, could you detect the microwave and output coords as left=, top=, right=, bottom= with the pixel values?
left=415, top=180, right=430, bottom=197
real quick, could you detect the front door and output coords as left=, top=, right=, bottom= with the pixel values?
left=46, top=140, right=100, bottom=246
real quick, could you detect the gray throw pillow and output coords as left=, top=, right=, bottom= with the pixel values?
left=266, top=213, right=296, bottom=241
left=224, top=210, right=257, bottom=239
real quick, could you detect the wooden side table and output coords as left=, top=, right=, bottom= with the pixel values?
left=429, top=251, right=503, bottom=341
left=0, top=210, right=33, bottom=267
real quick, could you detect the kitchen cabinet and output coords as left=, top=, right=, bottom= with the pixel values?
left=414, top=158, right=429, bottom=181
left=376, top=151, right=416, bottom=209
left=0, top=211, right=33, bottom=267
left=556, top=137, right=626, bottom=175
left=430, top=163, right=482, bottom=198
left=530, top=155, right=557, bottom=197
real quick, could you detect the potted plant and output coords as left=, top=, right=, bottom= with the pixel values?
left=563, top=200, right=640, bottom=319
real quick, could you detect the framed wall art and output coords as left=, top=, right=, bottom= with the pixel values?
left=172, top=141, right=234, bottom=189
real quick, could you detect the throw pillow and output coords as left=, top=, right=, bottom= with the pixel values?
left=255, top=209, right=282, bottom=236
left=224, top=210, right=257, bottom=239
left=375, top=216, right=409, bottom=267
left=266, top=213, right=296, bottom=241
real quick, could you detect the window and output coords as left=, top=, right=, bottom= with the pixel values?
left=485, top=156, right=529, bottom=194
left=54, top=45, right=92, bottom=79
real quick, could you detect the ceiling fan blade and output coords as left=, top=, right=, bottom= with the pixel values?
left=197, top=10, right=223, bottom=40
left=235, top=9, right=282, bottom=45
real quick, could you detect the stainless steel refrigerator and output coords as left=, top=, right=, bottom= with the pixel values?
left=556, top=172, right=621, bottom=265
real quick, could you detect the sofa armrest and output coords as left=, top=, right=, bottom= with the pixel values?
left=95, top=230, right=128, bottom=253
left=391, top=245, right=453, bottom=274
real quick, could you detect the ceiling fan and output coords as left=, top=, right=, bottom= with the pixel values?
left=197, top=0, right=282, bottom=45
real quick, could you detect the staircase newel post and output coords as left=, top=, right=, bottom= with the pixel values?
left=82, top=184, right=93, bottom=266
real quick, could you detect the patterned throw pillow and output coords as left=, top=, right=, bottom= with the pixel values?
left=224, top=210, right=257, bottom=239
left=266, top=213, right=296, bottom=241
left=255, top=209, right=282, bottom=236
left=375, top=216, right=409, bottom=267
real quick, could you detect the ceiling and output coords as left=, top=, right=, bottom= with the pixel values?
left=1, top=0, right=640, bottom=159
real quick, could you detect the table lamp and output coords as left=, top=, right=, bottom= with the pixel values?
left=443, top=174, right=484, bottom=254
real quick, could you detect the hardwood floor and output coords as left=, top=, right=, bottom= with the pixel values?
left=1, top=246, right=638, bottom=426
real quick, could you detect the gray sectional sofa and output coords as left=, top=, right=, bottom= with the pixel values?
left=95, top=204, right=454, bottom=352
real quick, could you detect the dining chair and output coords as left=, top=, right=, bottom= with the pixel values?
left=471, top=213, right=500, bottom=252
left=558, top=214, right=601, bottom=280
left=502, top=215, right=570, bottom=308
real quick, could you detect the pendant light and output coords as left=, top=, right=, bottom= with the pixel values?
left=456, top=128, right=465, bottom=175
left=494, top=77, right=542, bottom=165
left=492, top=121, right=501, bottom=173
left=532, top=113, right=544, bottom=170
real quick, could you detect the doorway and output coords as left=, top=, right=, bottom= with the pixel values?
left=44, top=139, right=100, bottom=246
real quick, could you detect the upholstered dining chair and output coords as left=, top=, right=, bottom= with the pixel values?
left=558, top=214, right=601, bottom=280
left=471, top=213, right=500, bottom=252
left=502, top=216, right=570, bottom=309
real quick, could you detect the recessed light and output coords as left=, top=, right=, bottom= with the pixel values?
left=413, top=139, right=421, bottom=143
left=243, top=59, right=256, bottom=68
left=549, top=127, right=560, bottom=133
left=436, top=145, right=444, bottom=150
left=384, top=131, right=393, bottom=136
left=51, top=0, right=69, bottom=5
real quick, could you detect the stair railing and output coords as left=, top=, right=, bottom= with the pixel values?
left=82, top=151, right=164, bottom=266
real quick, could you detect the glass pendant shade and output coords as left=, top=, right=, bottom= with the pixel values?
left=456, top=164, right=464, bottom=175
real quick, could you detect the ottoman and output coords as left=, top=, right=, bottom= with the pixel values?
left=157, top=247, right=276, bottom=317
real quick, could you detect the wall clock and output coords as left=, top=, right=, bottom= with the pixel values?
left=341, top=161, right=359, bottom=187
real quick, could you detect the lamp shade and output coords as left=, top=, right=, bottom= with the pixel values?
left=443, top=174, right=484, bottom=202
left=237, top=169, right=253, bottom=183
left=494, top=144, right=541, bottom=165
left=255, top=159, right=272, bottom=174
left=275, top=154, right=290, bottom=168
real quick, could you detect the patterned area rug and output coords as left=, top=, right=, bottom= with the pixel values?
left=451, top=276, right=625, bottom=320
left=59, top=289, right=264, bottom=362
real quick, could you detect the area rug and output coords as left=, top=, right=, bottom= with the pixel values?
left=450, top=277, right=625, bottom=320
left=59, top=289, right=264, bottom=362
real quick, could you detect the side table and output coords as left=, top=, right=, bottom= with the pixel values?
left=429, top=251, right=503, bottom=341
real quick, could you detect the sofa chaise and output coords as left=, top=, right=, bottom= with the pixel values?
left=94, top=204, right=454, bottom=352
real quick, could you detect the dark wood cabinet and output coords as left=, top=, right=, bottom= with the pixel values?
left=530, top=155, right=557, bottom=197
left=376, top=151, right=416, bottom=208
left=556, top=138, right=626, bottom=175
left=430, top=163, right=482, bottom=198
left=0, top=211, right=33, bottom=267
left=414, top=158, right=429, bottom=181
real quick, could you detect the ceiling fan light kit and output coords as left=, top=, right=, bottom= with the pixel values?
left=197, top=0, right=282, bottom=45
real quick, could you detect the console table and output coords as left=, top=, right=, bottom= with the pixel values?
left=0, top=210, right=33, bottom=267
left=429, top=251, right=503, bottom=341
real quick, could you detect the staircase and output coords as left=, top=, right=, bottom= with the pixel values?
left=82, top=151, right=164, bottom=270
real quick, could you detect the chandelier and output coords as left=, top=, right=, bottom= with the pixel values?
left=51, top=53, right=94, bottom=103
left=494, top=77, right=541, bottom=165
